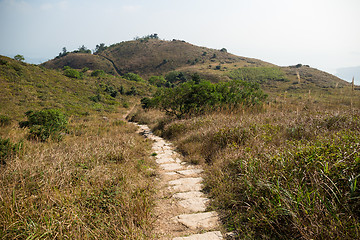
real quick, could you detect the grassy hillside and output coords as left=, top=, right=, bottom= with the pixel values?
left=0, top=55, right=153, bottom=120
left=41, top=53, right=119, bottom=76
left=0, top=55, right=158, bottom=239
left=41, top=38, right=350, bottom=100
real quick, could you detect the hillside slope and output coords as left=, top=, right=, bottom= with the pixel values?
left=0, top=55, right=152, bottom=120
left=41, top=39, right=350, bottom=95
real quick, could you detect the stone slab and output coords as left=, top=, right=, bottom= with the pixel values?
left=173, top=211, right=220, bottom=230
left=156, top=157, right=175, bottom=164
left=173, top=231, right=223, bottom=240
left=178, top=197, right=209, bottom=212
left=169, top=178, right=203, bottom=192
left=177, top=169, right=203, bottom=176
left=161, top=163, right=184, bottom=171
left=173, top=191, right=204, bottom=200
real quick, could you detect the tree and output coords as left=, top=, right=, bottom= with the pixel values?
left=14, top=54, right=24, bottom=62
left=74, top=45, right=91, bottom=54
left=95, top=43, right=107, bottom=53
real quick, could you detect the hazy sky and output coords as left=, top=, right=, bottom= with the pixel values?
left=1, top=0, right=359, bottom=82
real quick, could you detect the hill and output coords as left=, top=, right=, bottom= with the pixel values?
left=41, top=38, right=350, bottom=97
left=0, top=55, right=152, bottom=120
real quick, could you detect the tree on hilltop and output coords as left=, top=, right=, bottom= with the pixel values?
left=14, top=54, right=24, bottom=62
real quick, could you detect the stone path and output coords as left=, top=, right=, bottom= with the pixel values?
left=135, top=124, right=223, bottom=240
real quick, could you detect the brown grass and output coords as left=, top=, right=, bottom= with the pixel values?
left=0, top=114, right=156, bottom=239
left=139, top=95, right=360, bottom=239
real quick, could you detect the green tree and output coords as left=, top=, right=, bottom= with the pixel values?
left=14, top=54, right=24, bottom=62
left=95, top=43, right=107, bottom=53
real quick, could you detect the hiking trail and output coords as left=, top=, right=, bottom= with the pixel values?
left=134, top=123, right=224, bottom=240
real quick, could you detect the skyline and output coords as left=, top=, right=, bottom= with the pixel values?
left=0, top=0, right=359, bottom=83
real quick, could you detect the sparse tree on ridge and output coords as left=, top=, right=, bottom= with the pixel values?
left=14, top=54, right=24, bottom=62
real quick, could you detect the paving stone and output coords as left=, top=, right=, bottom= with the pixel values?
left=156, top=157, right=176, bottom=164
left=169, top=178, right=203, bottom=192
left=176, top=169, right=203, bottom=175
left=172, top=231, right=223, bottom=240
left=165, top=172, right=178, bottom=176
left=173, top=191, right=205, bottom=199
left=178, top=197, right=209, bottom=212
left=173, top=211, right=220, bottom=230
left=160, top=163, right=184, bottom=171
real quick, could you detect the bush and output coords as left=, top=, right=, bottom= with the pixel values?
left=19, top=109, right=68, bottom=141
left=123, top=73, right=143, bottom=82
left=148, top=76, right=166, bottom=87
left=64, top=68, right=82, bottom=79
left=146, top=79, right=267, bottom=118
left=91, top=69, right=105, bottom=77
left=0, top=137, right=22, bottom=165
left=0, top=115, right=11, bottom=127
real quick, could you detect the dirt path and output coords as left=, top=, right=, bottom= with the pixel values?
left=134, top=124, right=224, bottom=240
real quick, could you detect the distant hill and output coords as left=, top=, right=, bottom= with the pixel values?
left=41, top=38, right=349, bottom=95
left=42, top=39, right=273, bottom=77
left=0, top=55, right=152, bottom=120
left=41, top=53, right=119, bottom=76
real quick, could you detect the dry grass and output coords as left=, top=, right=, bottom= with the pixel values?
left=0, top=115, right=156, bottom=239
left=140, top=97, right=360, bottom=239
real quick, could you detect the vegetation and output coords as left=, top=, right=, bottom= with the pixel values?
left=228, top=67, right=288, bottom=83
left=0, top=115, right=11, bottom=127
left=0, top=137, right=22, bottom=165
left=0, top=116, right=156, bottom=239
left=63, top=66, right=83, bottom=79
left=91, top=69, right=106, bottom=77
left=19, top=109, right=68, bottom=142
left=133, top=83, right=360, bottom=239
left=14, top=54, right=24, bottom=62
left=143, top=79, right=267, bottom=118
left=123, top=72, right=143, bottom=82
left=0, top=55, right=152, bottom=119
left=0, top=55, right=157, bottom=239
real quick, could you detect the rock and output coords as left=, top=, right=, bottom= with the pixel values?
left=169, top=177, right=203, bottom=192
left=178, top=197, right=209, bottom=212
left=177, top=169, right=203, bottom=175
left=156, top=157, right=175, bottom=164
left=173, top=211, right=220, bottom=230
left=172, top=231, right=223, bottom=240
left=173, top=191, right=204, bottom=199
left=161, top=163, right=184, bottom=171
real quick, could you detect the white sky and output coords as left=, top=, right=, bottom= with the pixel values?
left=1, top=0, right=359, bottom=82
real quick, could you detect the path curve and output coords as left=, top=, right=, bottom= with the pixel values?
left=134, top=124, right=224, bottom=240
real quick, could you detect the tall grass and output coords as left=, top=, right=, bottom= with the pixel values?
left=0, top=115, right=156, bottom=239
left=142, top=104, right=360, bottom=239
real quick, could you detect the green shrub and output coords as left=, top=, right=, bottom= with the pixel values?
left=19, top=109, right=68, bottom=141
left=146, top=79, right=267, bottom=118
left=91, top=69, right=105, bottom=77
left=89, top=94, right=101, bottom=103
left=0, top=59, right=7, bottom=65
left=148, top=76, right=166, bottom=87
left=64, top=68, right=82, bottom=79
left=0, top=115, right=11, bottom=127
left=0, top=137, right=22, bottom=165
left=123, top=73, right=143, bottom=82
